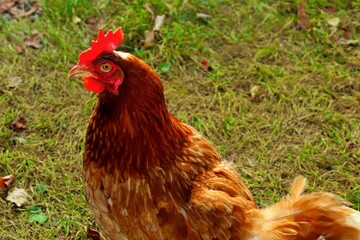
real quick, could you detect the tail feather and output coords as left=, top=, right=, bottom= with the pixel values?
left=250, top=176, right=360, bottom=240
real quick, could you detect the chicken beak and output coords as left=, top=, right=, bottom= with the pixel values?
left=68, top=65, right=96, bottom=79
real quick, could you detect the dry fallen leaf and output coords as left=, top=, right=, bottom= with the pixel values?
left=325, top=6, right=337, bottom=14
left=153, top=15, right=165, bottom=32
left=144, top=30, right=155, bottom=48
left=197, top=13, right=212, bottom=19
left=7, top=76, right=23, bottom=88
left=248, top=85, right=260, bottom=100
left=326, top=18, right=351, bottom=42
left=144, top=15, right=165, bottom=48
left=24, top=32, right=42, bottom=49
left=327, top=17, right=340, bottom=28
left=327, top=17, right=340, bottom=41
left=9, top=3, right=39, bottom=18
left=0, top=0, right=17, bottom=14
left=88, top=227, right=106, bottom=240
left=14, top=136, right=27, bottom=143
left=340, top=26, right=351, bottom=38
left=11, top=116, right=27, bottom=130
left=297, top=2, right=313, bottom=30
left=6, top=188, right=29, bottom=207
left=201, top=60, right=208, bottom=72
left=0, top=174, right=15, bottom=189
left=200, top=60, right=213, bottom=72
left=15, top=44, right=25, bottom=55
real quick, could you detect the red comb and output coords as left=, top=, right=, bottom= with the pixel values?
left=78, top=27, right=124, bottom=65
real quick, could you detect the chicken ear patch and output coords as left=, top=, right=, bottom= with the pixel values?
left=78, top=27, right=124, bottom=65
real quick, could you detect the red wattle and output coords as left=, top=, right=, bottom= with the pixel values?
left=83, top=77, right=106, bottom=94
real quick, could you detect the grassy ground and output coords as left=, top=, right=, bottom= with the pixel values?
left=0, top=0, right=359, bottom=239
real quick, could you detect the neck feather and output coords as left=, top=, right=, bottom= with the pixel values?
left=84, top=54, right=188, bottom=178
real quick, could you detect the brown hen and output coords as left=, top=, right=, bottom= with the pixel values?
left=68, top=28, right=360, bottom=240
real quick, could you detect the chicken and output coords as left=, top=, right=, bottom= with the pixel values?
left=68, top=27, right=360, bottom=240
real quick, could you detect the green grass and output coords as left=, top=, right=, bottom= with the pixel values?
left=0, top=0, right=359, bottom=239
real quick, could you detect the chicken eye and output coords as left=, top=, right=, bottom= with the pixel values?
left=100, top=63, right=112, bottom=73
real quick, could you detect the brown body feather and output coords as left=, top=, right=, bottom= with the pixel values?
left=83, top=52, right=360, bottom=240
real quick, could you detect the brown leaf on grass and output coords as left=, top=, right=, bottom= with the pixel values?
left=15, top=44, right=25, bottom=55
left=325, top=6, right=337, bottom=14
left=144, top=30, right=155, bottom=48
left=24, top=32, right=42, bottom=49
left=327, top=17, right=340, bottom=41
left=6, top=188, right=29, bottom=207
left=0, top=0, right=16, bottom=14
left=200, top=60, right=213, bottom=72
left=327, top=18, right=354, bottom=43
left=144, top=15, right=165, bottom=48
left=340, top=26, right=351, bottom=38
left=9, top=3, right=39, bottom=18
left=87, top=228, right=100, bottom=240
left=11, top=117, right=27, bottom=130
left=0, top=174, right=16, bottom=189
left=297, top=2, right=313, bottom=30
left=87, top=227, right=105, bottom=240
left=7, top=76, right=23, bottom=88
left=200, top=60, right=208, bottom=72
